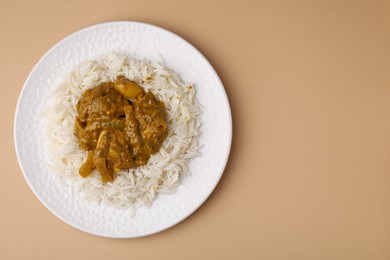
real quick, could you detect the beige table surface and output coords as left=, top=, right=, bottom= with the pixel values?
left=2, top=0, right=390, bottom=259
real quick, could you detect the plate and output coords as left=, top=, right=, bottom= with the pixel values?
left=14, top=21, right=232, bottom=238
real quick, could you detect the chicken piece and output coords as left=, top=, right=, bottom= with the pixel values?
left=132, top=92, right=168, bottom=155
left=93, top=129, right=135, bottom=182
left=124, top=105, right=148, bottom=165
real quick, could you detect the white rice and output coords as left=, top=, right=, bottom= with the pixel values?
left=43, top=52, right=201, bottom=212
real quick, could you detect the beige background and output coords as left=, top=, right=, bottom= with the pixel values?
left=1, top=0, right=390, bottom=259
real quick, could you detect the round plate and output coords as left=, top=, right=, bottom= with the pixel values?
left=14, top=21, right=232, bottom=238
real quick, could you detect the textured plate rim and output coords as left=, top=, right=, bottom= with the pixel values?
left=14, top=21, right=232, bottom=238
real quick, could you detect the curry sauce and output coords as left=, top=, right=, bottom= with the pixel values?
left=74, top=76, right=168, bottom=182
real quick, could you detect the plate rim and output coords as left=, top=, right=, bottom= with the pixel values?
left=14, top=21, right=232, bottom=238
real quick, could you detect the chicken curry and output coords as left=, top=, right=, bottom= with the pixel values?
left=74, top=76, right=168, bottom=182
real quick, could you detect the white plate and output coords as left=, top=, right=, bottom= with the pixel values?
left=14, top=21, right=232, bottom=238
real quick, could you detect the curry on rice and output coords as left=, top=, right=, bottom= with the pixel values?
left=74, top=75, right=168, bottom=182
